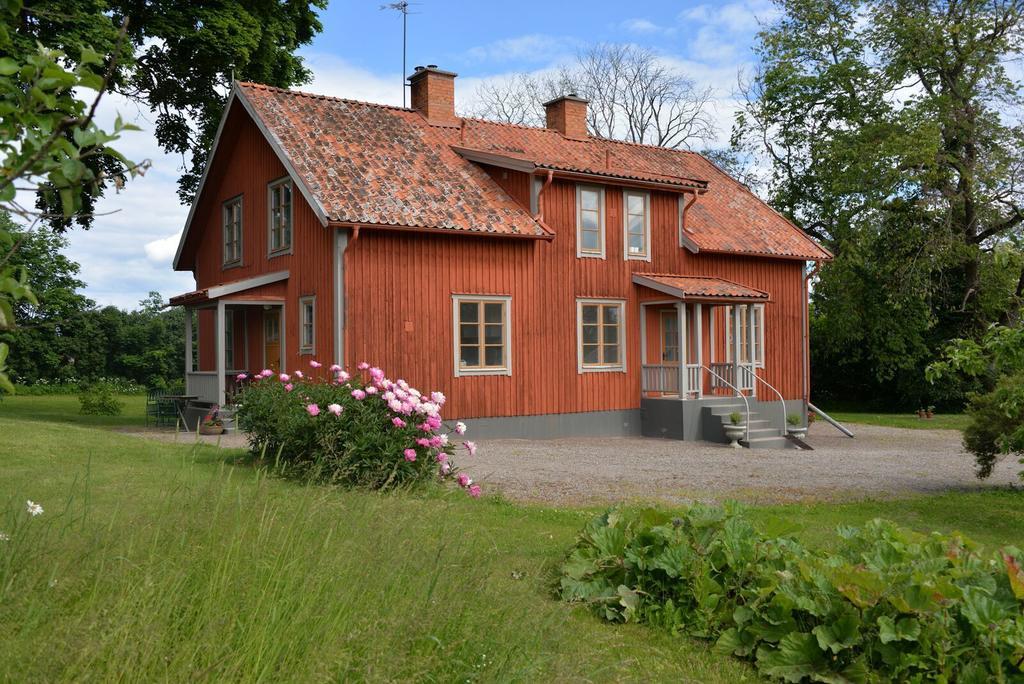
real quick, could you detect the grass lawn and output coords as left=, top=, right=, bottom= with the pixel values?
left=1, top=396, right=1022, bottom=681
left=818, top=408, right=970, bottom=431
left=0, top=393, right=147, bottom=428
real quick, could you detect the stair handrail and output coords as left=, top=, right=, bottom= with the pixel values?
left=741, top=366, right=788, bottom=437
left=701, top=365, right=750, bottom=443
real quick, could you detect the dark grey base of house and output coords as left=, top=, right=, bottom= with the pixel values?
left=459, top=398, right=806, bottom=445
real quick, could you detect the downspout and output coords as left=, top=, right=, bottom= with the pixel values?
left=534, top=169, right=553, bottom=222
left=802, top=261, right=822, bottom=407
left=680, top=191, right=697, bottom=233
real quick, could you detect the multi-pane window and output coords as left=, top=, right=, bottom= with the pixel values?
left=725, top=305, right=764, bottom=366
left=576, top=185, right=604, bottom=257
left=268, top=179, right=292, bottom=254
left=453, top=296, right=511, bottom=375
left=661, top=310, right=679, bottom=363
left=578, top=300, right=625, bottom=371
left=623, top=190, right=650, bottom=259
left=223, top=197, right=243, bottom=266
left=299, top=296, right=315, bottom=354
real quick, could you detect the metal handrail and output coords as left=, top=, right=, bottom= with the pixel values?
left=701, top=365, right=750, bottom=443
left=741, top=366, right=788, bottom=437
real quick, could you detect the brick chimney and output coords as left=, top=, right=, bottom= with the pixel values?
left=408, top=65, right=458, bottom=125
left=543, top=94, right=589, bottom=139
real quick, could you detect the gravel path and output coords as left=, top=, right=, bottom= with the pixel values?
left=118, top=422, right=1021, bottom=505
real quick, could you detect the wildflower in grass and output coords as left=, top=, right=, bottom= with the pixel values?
left=392, top=417, right=406, bottom=428
left=457, top=473, right=471, bottom=488
left=285, top=383, right=294, bottom=392
left=464, top=441, right=478, bottom=457
left=351, top=389, right=366, bottom=400
left=327, top=403, right=343, bottom=417
left=279, top=373, right=290, bottom=383
left=431, top=391, right=446, bottom=405
left=294, top=370, right=304, bottom=379
left=0, top=532, right=9, bottom=542
left=26, top=500, right=43, bottom=516
left=306, top=404, right=320, bottom=417
left=403, top=448, right=417, bottom=462
left=455, top=421, right=467, bottom=435
left=329, top=363, right=342, bottom=373
left=468, top=484, right=482, bottom=498
left=236, top=372, right=248, bottom=381
left=310, top=360, right=322, bottom=369
left=357, top=361, right=370, bottom=370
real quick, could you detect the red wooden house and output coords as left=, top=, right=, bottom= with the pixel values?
left=170, top=66, right=831, bottom=445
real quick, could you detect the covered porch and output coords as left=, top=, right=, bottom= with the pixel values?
left=636, top=274, right=771, bottom=401
left=170, top=273, right=289, bottom=407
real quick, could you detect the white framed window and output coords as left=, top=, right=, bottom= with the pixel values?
left=452, top=295, right=512, bottom=376
left=725, top=304, right=765, bottom=367
left=223, top=196, right=243, bottom=266
left=299, top=296, right=315, bottom=354
left=268, top=178, right=293, bottom=255
left=577, top=298, right=626, bottom=372
left=622, top=190, right=651, bottom=260
left=576, top=184, right=605, bottom=258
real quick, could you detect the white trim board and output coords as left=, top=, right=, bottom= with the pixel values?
left=207, top=270, right=289, bottom=299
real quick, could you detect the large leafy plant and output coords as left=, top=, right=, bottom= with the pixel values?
left=559, top=505, right=1024, bottom=682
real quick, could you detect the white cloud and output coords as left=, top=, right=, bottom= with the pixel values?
left=144, top=233, right=181, bottom=264
left=680, top=0, right=779, bottom=34
left=619, top=18, right=676, bottom=36
left=465, top=34, right=577, bottom=64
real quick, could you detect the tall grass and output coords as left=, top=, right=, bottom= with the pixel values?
left=0, top=418, right=747, bottom=682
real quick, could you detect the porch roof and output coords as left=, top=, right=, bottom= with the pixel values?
left=168, top=271, right=290, bottom=307
left=632, top=274, right=770, bottom=302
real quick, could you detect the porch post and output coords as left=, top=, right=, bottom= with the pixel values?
left=694, top=303, right=703, bottom=398
left=639, top=303, right=647, bottom=395
left=746, top=303, right=757, bottom=397
left=184, top=307, right=193, bottom=375
left=676, top=301, right=687, bottom=397
left=215, top=300, right=226, bottom=406
left=732, top=304, right=741, bottom=397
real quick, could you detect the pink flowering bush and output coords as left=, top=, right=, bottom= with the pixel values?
left=235, top=363, right=479, bottom=494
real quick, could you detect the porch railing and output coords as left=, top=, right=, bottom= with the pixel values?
left=641, top=365, right=679, bottom=394
left=710, top=362, right=756, bottom=393
left=185, top=371, right=218, bottom=403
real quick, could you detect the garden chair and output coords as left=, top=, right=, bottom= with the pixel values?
left=144, top=388, right=165, bottom=427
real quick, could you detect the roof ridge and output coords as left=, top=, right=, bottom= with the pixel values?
left=236, top=81, right=415, bottom=113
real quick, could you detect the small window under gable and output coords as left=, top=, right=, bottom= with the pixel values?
left=622, top=190, right=651, bottom=261
left=299, top=295, right=315, bottom=355
left=268, top=178, right=293, bottom=256
left=576, top=184, right=605, bottom=258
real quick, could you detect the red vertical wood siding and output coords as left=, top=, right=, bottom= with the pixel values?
left=345, top=168, right=807, bottom=419
left=188, top=102, right=336, bottom=374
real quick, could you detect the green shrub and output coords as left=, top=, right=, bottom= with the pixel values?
left=15, top=377, right=145, bottom=395
left=235, top=362, right=478, bottom=494
left=78, top=381, right=124, bottom=415
left=559, top=505, right=1024, bottom=682
left=962, top=372, right=1024, bottom=480
left=729, top=411, right=743, bottom=425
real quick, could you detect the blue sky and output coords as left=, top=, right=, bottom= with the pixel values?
left=58, top=0, right=778, bottom=308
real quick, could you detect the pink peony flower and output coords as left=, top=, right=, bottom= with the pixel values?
left=337, top=371, right=350, bottom=383
left=416, top=437, right=431, bottom=447
left=236, top=372, right=248, bottom=381
left=392, top=417, right=406, bottom=428
left=464, top=441, right=478, bottom=457
left=351, top=389, right=366, bottom=400
left=455, top=421, right=467, bottom=435
left=357, top=361, right=370, bottom=370
left=329, top=364, right=342, bottom=373
left=427, top=415, right=442, bottom=430
left=310, top=360, right=322, bottom=369
left=284, top=383, right=294, bottom=392
left=468, top=484, right=481, bottom=498
left=431, top=391, right=446, bottom=405
left=279, top=373, right=290, bottom=383
left=457, top=473, right=471, bottom=488
left=365, top=386, right=378, bottom=395
left=439, top=462, right=452, bottom=476
left=436, top=452, right=447, bottom=463
left=294, top=370, right=304, bottom=379
left=306, top=404, right=320, bottom=417
left=388, top=398, right=403, bottom=412
left=403, top=448, right=417, bottom=462
left=418, top=422, right=433, bottom=433
left=327, top=403, right=343, bottom=417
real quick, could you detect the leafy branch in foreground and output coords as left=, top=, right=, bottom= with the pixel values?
left=0, top=3, right=144, bottom=393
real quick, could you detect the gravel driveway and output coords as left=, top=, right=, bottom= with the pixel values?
left=120, top=422, right=1021, bottom=505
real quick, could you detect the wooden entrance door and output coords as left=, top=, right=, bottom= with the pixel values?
left=660, top=309, right=680, bottom=365
left=264, top=309, right=281, bottom=371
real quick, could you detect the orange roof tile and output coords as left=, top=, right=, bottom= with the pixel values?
left=234, top=82, right=831, bottom=259
left=632, top=274, right=770, bottom=301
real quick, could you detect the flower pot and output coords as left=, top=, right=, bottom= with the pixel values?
left=788, top=426, right=808, bottom=440
left=925, top=411, right=934, bottom=420
left=199, top=423, right=224, bottom=436
left=723, top=424, right=745, bottom=449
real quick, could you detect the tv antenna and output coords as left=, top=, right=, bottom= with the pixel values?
left=380, top=1, right=419, bottom=107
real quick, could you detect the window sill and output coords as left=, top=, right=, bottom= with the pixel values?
left=455, top=367, right=511, bottom=377
left=577, top=252, right=605, bottom=259
left=299, top=348, right=314, bottom=356
left=625, top=254, right=651, bottom=262
left=222, top=261, right=243, bottom=270
left=579, top=366, right=626, bottom=374
left=268, top=248, right=292, bottom=259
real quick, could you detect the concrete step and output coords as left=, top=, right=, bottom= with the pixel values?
left=745, top=427, right=786, bottom=438
left=740, top=436, right=799, bottom=450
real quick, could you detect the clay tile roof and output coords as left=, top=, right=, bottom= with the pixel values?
left=238, top=83, right=547, bottom=237
left=234, top=82, right=831, bottom=259
left=632, top=274, right=771, bottom=301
